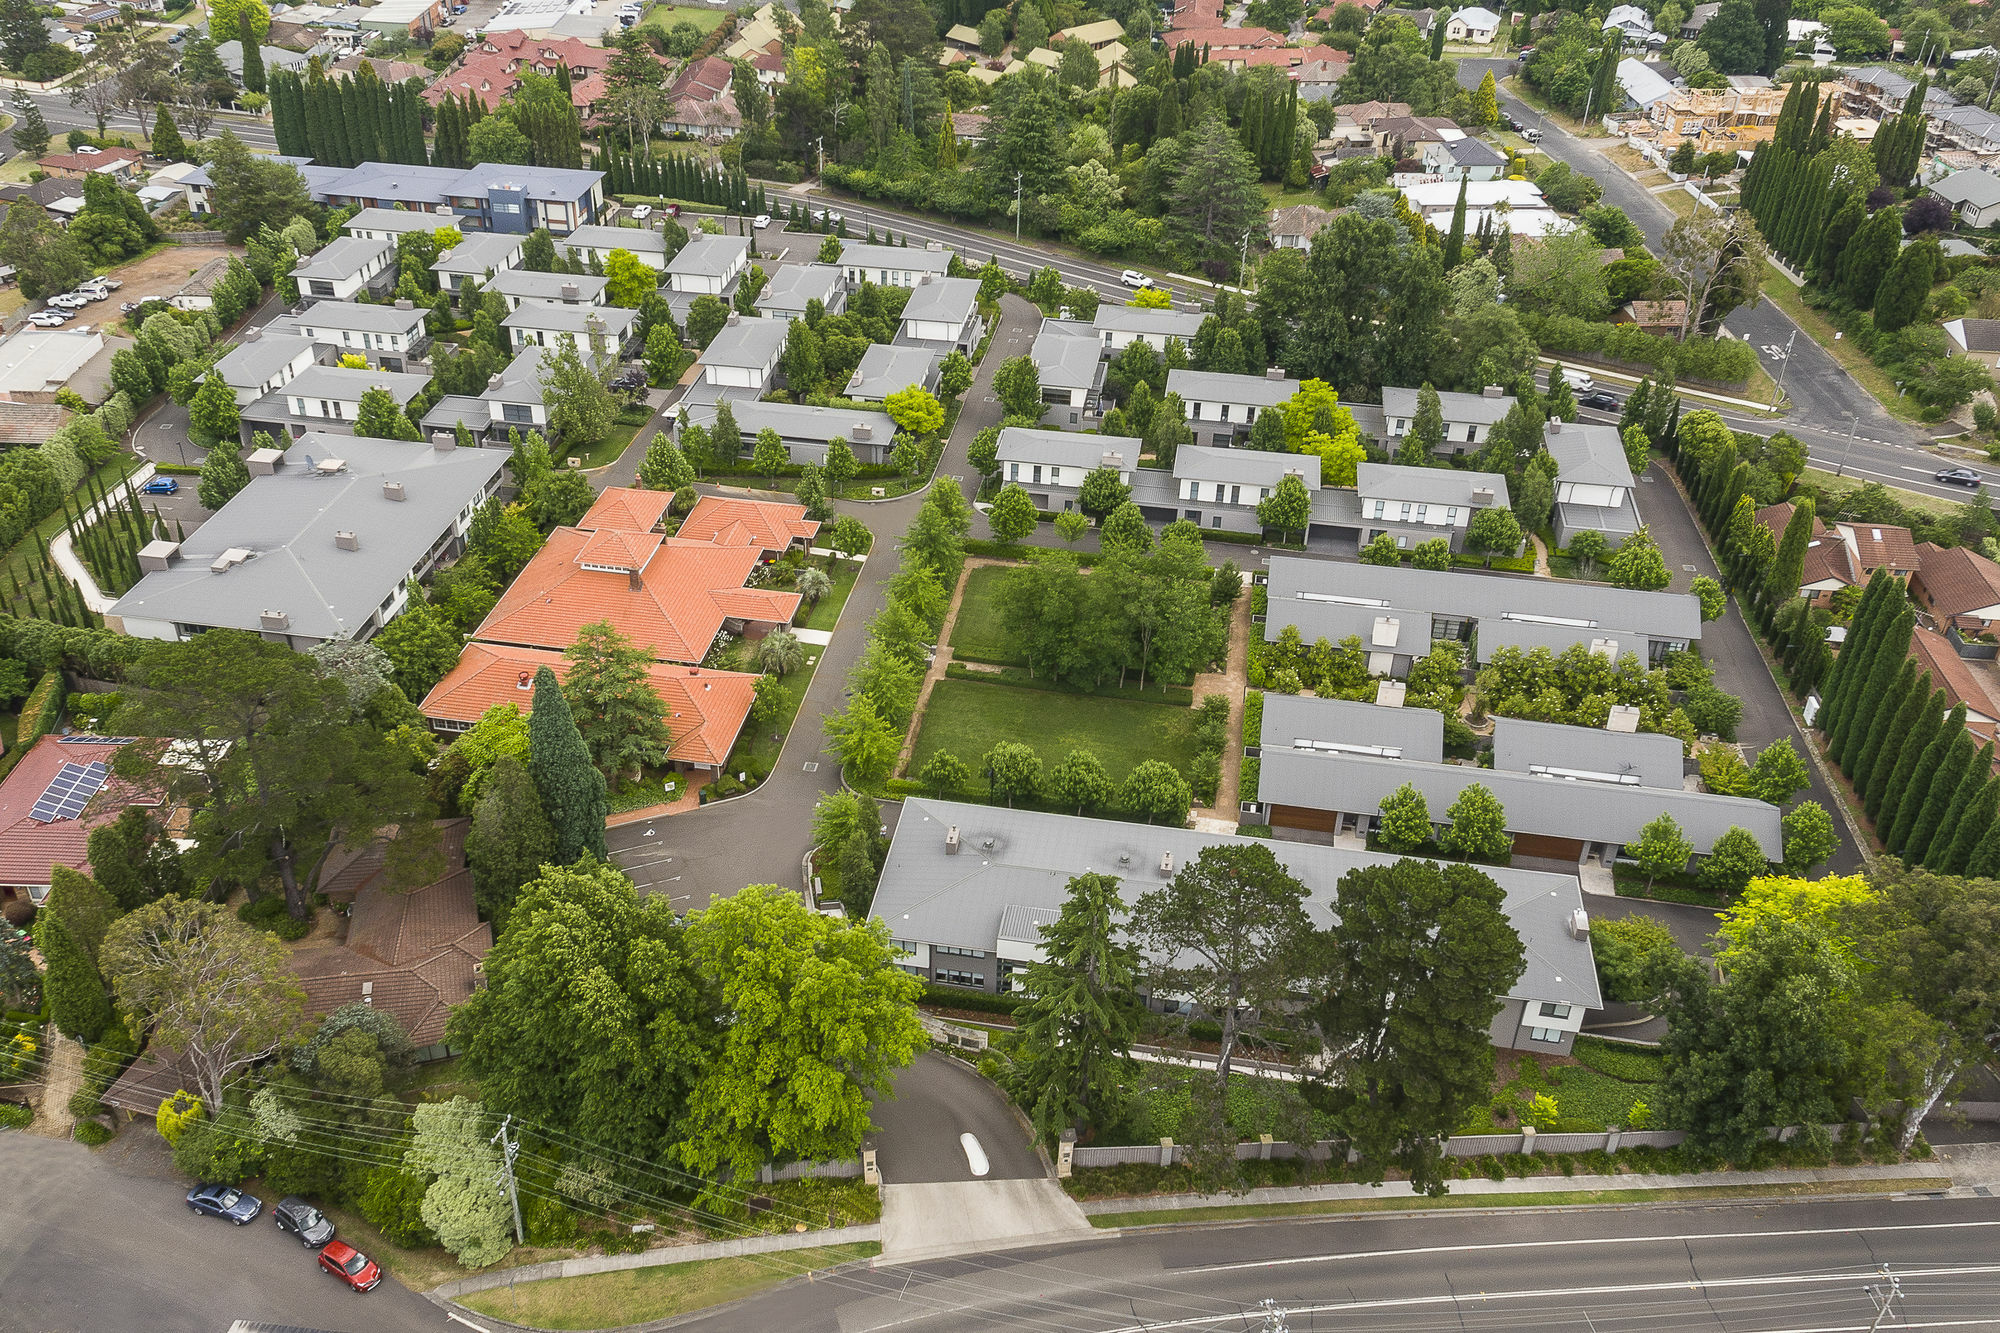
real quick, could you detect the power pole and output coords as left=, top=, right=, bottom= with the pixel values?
left=491, top=1114, right=525, bottom=1247
left=1770, top=327, right=1796, bottom=410
left=1239, top=228, right=1252, bottom=290
left=1258, top=1299, right=1289, bottom=1333
left=1014, top=170, right=1024, bottom=242
left=1864, top=1266, right=1903, bottom=1332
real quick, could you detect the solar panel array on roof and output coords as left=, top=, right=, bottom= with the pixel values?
left=29, top=761, right=108, bottom=823
left=58, top=734, right=136, bottom=745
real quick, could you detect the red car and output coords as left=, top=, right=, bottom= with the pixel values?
left=317, top=1240, right=382, bottom=1292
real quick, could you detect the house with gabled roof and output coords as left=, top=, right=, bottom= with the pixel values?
left=1546, top=419, right=1642, bottom=545
left=1093, top=303, right=1202, bottom=354
left=0, top=734, right=163, bottom=916
left=1909, top=624, right=2000, bottom=744
left=1913, top=542, right=2000, bottom=637
left=845, top=343, right=940, bottom=401
left=675, top=494, right=820, bottom=558
left=1382, top=384, right=1516, bottom=455
left=896, top=276, right=984, bottom=354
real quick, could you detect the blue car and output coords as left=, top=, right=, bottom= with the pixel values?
left=186, top=1183, right=262, bottom=1225
left=140, top=477, right=178, bottom=495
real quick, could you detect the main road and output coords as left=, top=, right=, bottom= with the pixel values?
left=662, top=1193, right=2000, bottom=1332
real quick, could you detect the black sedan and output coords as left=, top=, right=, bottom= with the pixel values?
left=273, top=1196, right=336, bottom=1247
left=1577, top=391, right=1621, bottom=412
left=1936, top=467, right=1986, bottom=487
left=186, top=1184, right=262, bottom=1225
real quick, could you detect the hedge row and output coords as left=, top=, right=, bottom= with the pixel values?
left=1522, top=313, right=1759, bottom=386
left=921, top=983, right=1023, bottom=1015
left=0, top=670, right=66, bottom=781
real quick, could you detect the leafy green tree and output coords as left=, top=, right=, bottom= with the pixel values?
left=1077, top=466, right=1131, bottom=520
left=985, top=740, right=1043, bottom=806
left=1258, top=473, right=1312, bottom=542
left=1746, top=737, right=1810, bottom=807
left=526, top=666, right=608, bottom=864
left=1054, top=510, right=1090, bottom=544
left=187, top=373, right=240, bottom=446
left=993, top=354, right=1043, bottom=419
left=1632, top=812, right=1695, bottom=887
left=197, top=443, right=252, bottom=511
left=351, top=385, right=419, bottom=441
left=637, top=438, right=694, bottom=492
left=1047, top=749, right=1115, bottom=814
left=34, top=894, right=111, bottom=1042
left=686, top=294, right=730, bottom=349
left=674, top=884, right=924, bottom=1205
left=884, top=385, right=946, bottom=438
left=464, top=754, right=553, bottom=933
left=1780, top=801, right=1838, bottom=874
left=101, top=899, right=307, bottom=1112
left=938, top=350, right=973, bottom=402
left=405, top=1096, right=514, bottom=1268
left=540, top=336, right=616, bottom=452
left=1359, top=533, right=1402, bottom=566
left=1375, top=782, right=1433, bottom=852
left=1691, top=575, right=1726, bottom=621
left=562, top=620, right=671, bottom=783
left=373, top=584, right=460, bottom=703
left=1466, top=506, right=1522, bottom=559
left=1120, top=759, right=1191, bottom=824
left=1697, top=826, right=1768, bottom=896
left=1607, top=526, right=1671, bottom=590
left=1409, top=537, right=1452, bottom=571
left=919, top=749, right=972, bottom=798
left=1314, top=858, right=1526, bottom=1196
left=1440, top=783, right=1511, bottom=861
left=1099, top=502, right=1153, bottom=555
left=826, top=694, right=898, bottom=781
left=602, top=248, right=655, bottom=308
left=1012, top=872, right=1145, bottom=1142
left=86, top=807, right=190, bottom=911
left=987, top=483, right=1038, bottom=545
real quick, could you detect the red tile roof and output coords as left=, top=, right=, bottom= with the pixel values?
left=0, top=735, right=160, bottom=893
left=1909, top=624, right=2000, bottom=740
left=670, top=55, right=736, bottom=102
left=319, top=819, right=471, bottom=903
left=289, top=867, right=492, bottom=1047
left=1913, top=542, right=2000, bottom=620
left=420, top=643, right=757, bottom=766
left=577, top=525, right=664, bottom=573
left=37, top=146, right=143, bottom=174
left=581, top=485, right=672, bottom=534
left=1163, top=24, right=1289, bottom=46
left=1837, top=521, right=1920, bottom=577
left=675, top=494, right=820, bottom=554
left=473, top=528, right=799, bottom=664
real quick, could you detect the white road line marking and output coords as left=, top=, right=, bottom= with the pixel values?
left=960, top=1133, right=990, bottom=1177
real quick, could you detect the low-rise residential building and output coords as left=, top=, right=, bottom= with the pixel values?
left=674, top=492, right=820, bottom=558
left=895, top=276, right=984, bottom=354
left=1167, top=368, right=1298, bottom=446
left=759, top=263, right=846, bottom=322
left=1909, top=624, right=2000, bottom=743
left=1754, top=501, right=1919, bottom=606
left=664, top=235, right=751, bottom=318
left=1262, top=553, right=1703, bottom=674
left=1416, top=135, right=1510, bottom=179
left=0, top=734, right=162, bottom=915
left=273, top=300, right=433, bottom=374
left=292, top=235, right=397, bottom=302
left=1172, top=445, right=1319, bottom=532
left=875, top=797, right=1602, bottom=1053
left=1093, top=303, right=1203, bottom=354
left=1943, top=318, right=2000, bottom=370
left=844, top=343, right=940, bottom=401
left=1546, top=420, right=1642, bottom=545
left=995, top=428, right=1322, bottom=537
left=1030, top=319, right=1105, bottom=428
left=1445, top=4, right=1501, bottom=40
left=37, top=145, right=144, bottom=181
left=309, top=160, right=605, bottom=235
left=1912, top=542, right=2000, bottom=636
left=837, top=242, right=954, bottom=289
left=1382, top=384, right=1515, bottom=455
left=1398, top=177, right=1564, bottom=236
left=421, top=344, right=553, bottom=443
left=343, top=206, right=461, bottom=242
left=484, top=269, right=608, bottom=310
left=214, top=331, right=321, bottom=409
left=432, top=232, right=527, bottom=292
left=501, top=303, right=639, bottom=368
left=1269, top=203, right=1344, bottom=248
left=686, top=314, right=788, bottom=403
left=1347, top=461, right=1512, bottom=553
left=240, top=365, right=432, bottom=445
left=995, top=427, right=1135, bottom=505
left=682, top=398, right=897, bottom=467
left=561, top=224, right=674, bottom=271
left=0, top=329, right=109, bottom=402
left=1928, top=169, right=2000, bottom=226
left=108, top=434, right=504, bottom=647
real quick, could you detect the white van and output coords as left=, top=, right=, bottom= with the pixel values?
left=1559, top=367, right=1595, bottom=392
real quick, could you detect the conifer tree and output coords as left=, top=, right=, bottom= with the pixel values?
left=1935, top=766, right=1999, bottom=875
left=1874, top=686, right=1947, bottom=825
left=1837, top=604, right=1913, bottom=777
left=526, top=666, right=609, bottom=864
left=239, top=8, right=265, bottom=95
left=1854, top=658, right=1919, bottom=808
left=1905, top=728, right=1980, bottom=866
left=1886, top=703, right=1967, bottom=854
left=151, top=105, right=188, bottom=162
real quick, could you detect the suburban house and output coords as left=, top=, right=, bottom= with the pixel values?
left=432, top=232, right=527, bottom=291
left=271, top=300, right=433, bottom=374
left=1254, top=695, right=1778, bottom=873
left=36, top=145, right=144, bottom=181
left=664, top=235, right=751, bottom=318
left=682, top=398, right=897, bottom=467
left=759, top=263, right=846, bottom=322
left=674, top=493, right=820, bottom=559
left=1398, top=177, right=1565, bottom=236
left=1171, top=446, right=1320, bottom=533
left=1262, top=554, right=1704, bottom=673
left=290, top=821, right=492, bottom=1058
left=343, top=206, right=462, bottom=242
left=1547, top=420, right=1642, bottom=545
left=837, top=242, right=954, bottom=289
left=1417, top=136, right=1510, bottom=178
left=422, top=344, right=554, bottom=444
left=1382, top=384, right=1516, bottom=454
left=107, top=435, right=505, bottom=648
left=501, top=303, right=639, bottom=369
left=1755, top=501, right=1919, bottom=606
left=238, top=365, right=433, bottom=445
left=213, top=332, right=320, bottom=410
left=1292, top=54, right=1351, bottom=103
left=292, top=235, right=397, bottom=302
left=1348, top=461, right=1513, bottom=553
left=1261, top=692, right=1446, bottom=763
left=0, top=330, right=109, bottom=404
left=1030, top=319, right=1105, bottom=428
left=214, top=40, right=311, bottom=83
left=995, top=428, right=1135, bottom=507
left=467, top=515, right=801, bottom=666
left=561, top=224, right=674, bottom=271
left=1912, top=542, right=2000, bottom=637
left=1909, top=624, right=2000, bottom=743
left=1269, top=203, right=1344, bottom=249
left=845, top=343, right=941, bottom=401
left=308, top=161, right=606, bottom=235
left=1929, top=169, right=2000, bottom=228
left=995, top=428, right=1326, bottom=537
left=1444, top=5, right=1501, bottom=41
left=1093, top=303, right=1203, bottom=354
left=1943, top=318, right=2000, bottom=370
left=895, top=276, right=984, bottom=354
left=355, top=0, right=443, bottom=37
left=875, top=798, right=1603, bottom=1054
left=0, top=734, right=162, bottom=917
left=485, top=269, right=608, bottom=311
left=1680, top=2, right=1718, bottom=35
left=685, top=314, right=788, bottom=405
left=1601, top=4, right=1655, bottom=39
left=664, top=54, right=741, bottom=138
left=1167, top=368, right=1298, bottom=445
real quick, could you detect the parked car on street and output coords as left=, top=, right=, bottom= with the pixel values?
left=1936, top=467, right=1985, bottom=487
left=140, top=477, right=179, bottom=495
left=186, top=1184, right=262, bottom=1225
left=630, top=204, right=653, bottom=220
left=317, top=1241, right=382, bottom=1292
left=1577, top=390, right=1621, bottom=411
left=273, top=1197, right=335, bottom=1247
left=753, top=213, right=771, bottom=229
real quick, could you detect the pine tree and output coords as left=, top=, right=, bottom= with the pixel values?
left=1854, top=658, right=1920, bottom=809
left=151, top=105, right=188, bottom=162
left=1937, top=770, right=2000, bottom=875
left=1837, top=605, right=1913, bottom=777
left=1904, top=728, right=1980, bottom=866
left=1886, top=703, right=1967, bottom=854
left=526, top=666, right=609, bottom=864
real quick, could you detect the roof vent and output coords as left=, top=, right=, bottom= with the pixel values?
left=1471, top=486, right=1495, bottom=506
left=1482, top=384, right=1504, bottom=397
left=517, top=671, right=532, bottom=689
left=1568, top=907, right=1590, bottom=940
left=259, top=609, right=289, bottom=631
left=209, top=547, right=253, bottom=573
left=726, top=313, right=741, bottom=326
left=242, top=327, right=262, bottom=343
left=247, top=447, right=285, bottom=476
left=1158, top=851, right=1174, bottom=879
left=1265, top=367, right=1287, bottom=381
left=334, top=530, right=358, bottom=551
left=488, top=373, right=505, bottom=389
left=1372, top=616, right=1400, bottom=649
left=394, top=298, right=414, bottom=310
left=1605, top=703, right=1642, bottom=733
left=1589, top=635, right=1619, bottom=660
left=1548, top=419, right=1563, bottom=433
left=137, top=539, right=179, bottom=573
left=945, top=824, right=960, bottom=854
left=1375, top=679, right=1408, bottom=708
left=383, top=480, right=406, bottom=501
left=314, top=457, right=345, bottom=475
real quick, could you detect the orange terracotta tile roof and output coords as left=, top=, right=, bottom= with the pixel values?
left=1910, top=625, right=2000, bottom=739
left=1913, top=543, right=2000, bottom=619
left=1836, top=521, right=1920, bottom=576
left=581, top=485, right=672, bottom=534
left=675, top=494, right=820, bottom=553
left=290, top=869, right=492, bottom=1046
left=473, top=529, right=800, bottom=664
left=0, top=735, right=162, bottom=893
left=420, top=643, right=757, bottom=766
left=577, top=526, right=664, bottom=573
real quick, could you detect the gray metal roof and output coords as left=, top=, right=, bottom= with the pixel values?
left=1557, top=499, right=1642, bottom=537
left=563, top=224, right=669, bottom=256
left=215, top=334, right=317, bottom=390
left=421, top=394, right=489, bottom=431
left=1258, top=747, right=1780, bottom=857
left=500, top=303, right=639, bottom=337
left=1167, top=368, right=1298, bottom=407
left=760, top=262, right=843, bottom=312
left=1260, top=693, right=1445, bottom=762
left=343, top=207, right=456, bottom=236
left=1381, top=384, right=1515, bottom=426
left=1545, top=421, right=1635, bottom=489
left=1030, top=320, right=1103, bottom=391
left=995, top=426, right=1139, bottom=472
left=846, top=343, right=939, bottom=399
left=1174, top=444, right=1319, bottom=490
left=695, top=314, right=787, bottom=368
left=1356, top=461, right=1510, bottom=509
left=488, top=344, right=556, bottom=405
left=1093, top=305, right=1203, bottom=338
left=110, top=435, right=503, bottom=642
left=1473, top=616, right=1662, bottom=664
left=899, top=276, right=980, bottom=326
left=1932, top=170, right=2000, bottom=207
left=684, top=397, right=894, bottom=444
left=281, top=364, right=432, bottom=404
left=876, top=799, right=1603, bottom=1011
left=1492, top=717, right=1685, bottom=789
left=1265, top=555, right=1702, bottom=643
left=839, top=243, right=951, bottom=274
left=434, top=232, right=525, bottom=276
left=485, top=270, right=609, bottom=302
left=285, top=300, right=428, bottom=337
left=292, top=235, right=391, bottom=282
left=665, top=234, right=750, bottom=278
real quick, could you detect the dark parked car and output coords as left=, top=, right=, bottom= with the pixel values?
left=1936, top=467, right=1985, bottom=487
left=1577, top=391, right=1621, bottom=412
left=609, top=367, right=647, bottom=392
left=1507, top=115, right=1525, bottom=131
left=318, top=1240, right=382, bottom=1292
left=273, top=1196, right=335, bottom=1247
left=186, top=1184, right=262, bottom=1225
left=140, top=476, right=178, bottom=495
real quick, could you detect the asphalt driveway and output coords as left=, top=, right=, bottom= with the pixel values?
left=869, top=1052, right=1045, bottom=1184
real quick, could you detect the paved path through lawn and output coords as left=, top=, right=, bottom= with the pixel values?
left=893, top=557, right=1006, bottom=779
left=1189, top=590, right=1254, bottom=823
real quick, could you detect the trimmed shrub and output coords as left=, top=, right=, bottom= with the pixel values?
left=73, top=1118, right=113, bottom=1145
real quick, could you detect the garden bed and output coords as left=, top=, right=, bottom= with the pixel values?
left=1612, top=862, right=1734, bottom=908
left=795, top=557, right=861, bottom=633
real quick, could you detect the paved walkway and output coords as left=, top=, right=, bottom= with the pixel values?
left=1527, top=532, right=1552, bottom=577
left=892, top=557, right=1005, bottom=779
left=28, top=1036, right=82, bottom=1138
left=1189, top=591, right=1253, bottom=822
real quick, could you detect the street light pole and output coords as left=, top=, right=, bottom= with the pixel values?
left=814, top=136, right=824, bottom=178
left=1837, top=411, right=1859, bottom=477
left=1238, top=229, right=1251, bottom=290
left=1014, top=171, right=1024, bottom=242
left=1771, top=327, right=1796, bottom=410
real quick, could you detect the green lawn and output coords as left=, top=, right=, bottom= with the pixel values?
left=2, top=455, right=145, bottom=617
left=948, top=565, right=1026, bottom=666
left=636, top=3, right=730, bottom=33
left=710, top=636, right=817, bottom=797
left=459, top=1243, right=881, bottom=1330
left=567, top=421, right=644, bottom=472
left=910, top=677, right=1200, bottom=785
left=796, top=557, right=861, bottom=632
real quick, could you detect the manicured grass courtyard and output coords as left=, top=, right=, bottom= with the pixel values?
left=636, top=2, right=730, bottom=33
left=460, top=1243, right=881, bottom=1330
left=909, top=677, right=1201, bottom=786
left=947, top=565, right=1026, bottom=666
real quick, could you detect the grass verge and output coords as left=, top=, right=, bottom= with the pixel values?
left=1085, top=1178, right=1953, bottom=1227
left=457, top=1242, right=881, bottom=1330
left=572, top=421, right=643, bottom=472
left=636, top=2, right=731, bottom=33
left=1802, top=466, right=1968, bottom=519
left=796, top=557, right=861, bottom=632
left=1761, top=266, right=1922, bottom=423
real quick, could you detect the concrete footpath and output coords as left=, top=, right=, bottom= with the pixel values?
left=429, top=1222, right=885, bottom=1300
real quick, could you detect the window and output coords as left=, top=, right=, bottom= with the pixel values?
left=935, top=945, right=987, bottom=959
left=934, top=969, right=985, bottom=988
left=1214, top=483, right=1226, bottom=503
left=1009, top=462, right=1020, bottom=481
left=1465, top=423, right=1478, bottom=441
left=1399, top=502, right=1412, bottom=521
left=497, top=203, right=521, bottom=214
left=1048, top=467, right=1061, bottom=484
left=1212, top=516, right=1222, bottom=529
left=1446, top=506, right=1459, bottom=523
left=1229, top=485, right=1241, bottom=505
left=1415, top=504, right=1428, bottom=523
left=501, top=403, right=534, bottom=424
left=1031, top=465, right=1043, bottom=485
left=1370, top=500, right=1385, bottom=519
left=1219, top=404, right=1231, bottom=422
left=1392, top=418, right=1406, bottom=433
left=1538, top=1002, right=1573, bottom=1019
left=1528, top=1027, right=1564, bottom=1043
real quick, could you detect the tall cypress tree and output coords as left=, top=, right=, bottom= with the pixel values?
left=1966, top=810, right=2000, bottom=878
left=527, top=666, right=609, bottom=864
left=1860, top=664, right=1928, bottom=813
left=239, top=8, right=266, bottom=95
left=1887, top=703, right=1967, bottom=854
left=1443, top=173, right=1468, bottom=269
left=1876, top=687, right=1948, bottom=827
left=1767, top=497, right=1820, bottom=622
left=1936, top=767, right=2000, bottom=874
left=1819, top=566, right=1890, bottom=744
left=1837, top=605, right=1913, bottom=776
left=1905, top=728, right=1980, bottom=866
left=1852, top=657, right=1918, bottom=800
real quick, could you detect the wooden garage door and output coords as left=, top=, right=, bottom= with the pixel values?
left=1270, top=804, right=1339, bottom=833
left=1510, top=833, right=1584, bottom=862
